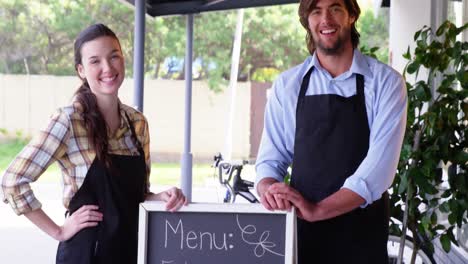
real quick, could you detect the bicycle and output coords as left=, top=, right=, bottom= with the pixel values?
left=212, top=153, right=435, bottom=263
left=212, top=153, right=258, bottom=203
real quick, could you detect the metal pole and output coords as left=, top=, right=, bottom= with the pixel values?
left=181, top=14, right=194, bottom=202
left=223, top=9, right=244, bottom=161
left=464, top=0, right=468, bottom=43
left=430, top=0, right=447, bottom=100
left=133, top=0, right=145, bottom=112
left=430, top=0, right=447, bottom=32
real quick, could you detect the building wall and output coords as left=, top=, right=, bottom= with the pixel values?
left=0, top=74, right=252, bottom=162
left=388, top=0, right=432, bottom=75
left=249, top=82, right=270, bottom=158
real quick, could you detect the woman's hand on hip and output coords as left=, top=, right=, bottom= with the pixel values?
left=58, top=205, right=103, bottom=241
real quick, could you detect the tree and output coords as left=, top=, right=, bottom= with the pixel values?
left=0, top=0, right=38, bottom=74
left=242, top=5, right=307, bottom=79
left=391, top=21, right=467, bottom=263
left=146, top=16, right=185, bottom=79
left=0, top=1, right=388, bottom=91
left=185, top=5, right=308, bottom=89
left=356, top=8, right=390, bottom=63
left=0, top=0, right=138, bottom=75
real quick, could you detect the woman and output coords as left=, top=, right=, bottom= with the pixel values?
left=1, top=24, right=187, bottom=263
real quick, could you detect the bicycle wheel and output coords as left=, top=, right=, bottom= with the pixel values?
left=387, top=235, right=435, bottom=264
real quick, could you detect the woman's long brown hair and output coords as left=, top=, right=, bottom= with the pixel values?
left=73, top=24, right=122, bottom=169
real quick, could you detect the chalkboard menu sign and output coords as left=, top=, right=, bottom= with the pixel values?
left=138, top=203, right=296, bottom=264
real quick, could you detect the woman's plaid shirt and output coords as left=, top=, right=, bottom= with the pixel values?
left=1, top=101, right=151, bottom=215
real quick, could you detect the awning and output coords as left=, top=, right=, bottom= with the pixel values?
left=124, top=0, right=298, bottom=17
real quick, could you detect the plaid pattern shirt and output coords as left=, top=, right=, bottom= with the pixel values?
left=1, top=101, right=151, bottom=215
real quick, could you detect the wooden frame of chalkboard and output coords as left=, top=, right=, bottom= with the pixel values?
left=138, top=202, right=296, bottom=264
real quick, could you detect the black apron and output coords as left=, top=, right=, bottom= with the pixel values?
left=56, top=115, right=147, bottom=264
left=290, top=66, right=389, bottom=264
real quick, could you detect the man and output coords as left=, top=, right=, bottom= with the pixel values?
left=255, top=0, right=407, bottom=263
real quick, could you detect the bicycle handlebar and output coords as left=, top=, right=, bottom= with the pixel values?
left=213, top=153, right=250, bottom=183
left=213, top=152, right=250, bottom=167
left=212, top=153, right=259, bottom=203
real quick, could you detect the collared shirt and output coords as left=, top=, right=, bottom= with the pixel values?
left=255, top=49, right=407, bottom=206
left=1, top=101, right=151, bottom=215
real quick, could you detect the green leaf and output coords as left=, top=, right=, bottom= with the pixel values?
left=455, top=22, right=468, bottom=36
left=448, top=165, right=457, bottom=186
left=429, top=198, right=439, bottom=207
left=416, top=39, right=428, bottom=50
left=448, top=228, right=460, bottom=246
left=440, top=233, right=451, bottom=252
left=422, top=214, right=431, bottom=229
left=414, top=28, right=422, bottom=41
left=407, top=61, right=420, bottom=74
left=462, top=42, right=468, bottom=51
left=431, top=212, right=438, bottom=225
left=448, top=213, right=457, bottom=225
left=457, top=70, right=468, bottom=86
left=436, top=21, right=449, bottom=36
left=398, top=172, right=408, bottom=194
left=441, top=189, right=452, bottom=198
left=414, top=84, right=428, bottom=102
left=403, top=46, right=411, bottom=60
left=439, top=202, right=450, bottom=213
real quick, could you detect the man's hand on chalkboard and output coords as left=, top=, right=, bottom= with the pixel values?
left=275, top=188, right=366, bottom=222
left=259, top=181, right=292, bottom=212
left=271, top=185, right=320, bottom=222
left=148, top=187, right=188, bottom=212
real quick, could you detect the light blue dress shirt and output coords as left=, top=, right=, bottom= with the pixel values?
left=255, top=49, right=407, bottom=207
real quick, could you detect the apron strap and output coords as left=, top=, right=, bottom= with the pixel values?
left=296, top=67, right=366, bottom=121
left=356, top=74, right=365, bottom=97
left=123, top=111, right=145, bottom=156
left=296, top=66, right=314, bottom=117
left=355, top=74, right=368, bottom=127
left=123, top=111, right=149, bottom=197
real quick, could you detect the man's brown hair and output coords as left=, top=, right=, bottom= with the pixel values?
left=298, top=0, right=361, bottom=54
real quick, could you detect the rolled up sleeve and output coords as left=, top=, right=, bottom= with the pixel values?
left=343, top=73, right=407, bottom=207
left=255, top=76, right=293, bottom=189
left=1, top=109, right=69, bottom=215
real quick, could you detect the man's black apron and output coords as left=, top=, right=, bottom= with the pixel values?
left=56, top=115, right=146, bottom=264
left=290, top=66, right=389, bottom=263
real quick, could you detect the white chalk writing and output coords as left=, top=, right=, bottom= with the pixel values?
left=164, top=219, right=233, bottom=251
left=235, top=214, right=284, bottom=258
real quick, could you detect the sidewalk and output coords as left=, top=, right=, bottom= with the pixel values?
left=0, top=181, right=231, bottom=263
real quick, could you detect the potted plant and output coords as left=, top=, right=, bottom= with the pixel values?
left=390, top=21, right=467, bottom=263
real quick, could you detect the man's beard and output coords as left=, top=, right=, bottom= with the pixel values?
left=313, top=28, right=351, bottom=55
left=316, top=36, right=344, bottom=55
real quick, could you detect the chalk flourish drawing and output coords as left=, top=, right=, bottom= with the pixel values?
left=235, top=214, right=284, bottom=258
